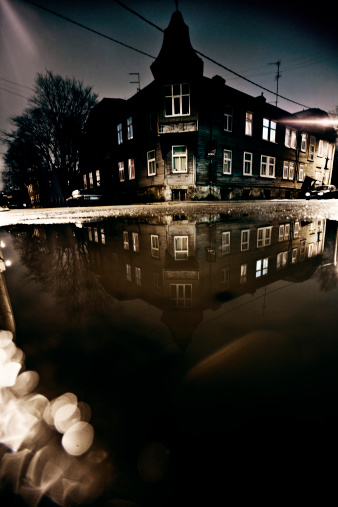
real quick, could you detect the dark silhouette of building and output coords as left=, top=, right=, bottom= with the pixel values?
left=80, top=10, right=336, bottom=203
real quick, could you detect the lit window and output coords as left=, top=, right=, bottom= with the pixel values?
left=165, top=84, right=190, bottom=117
left=127, top=117, right=133, bottom=140
left=96, top=169, right=101, bottom=186
left=170, top=284, right=192, bottom=308
left=83, top=174, right=87, bottom=189
left=147, top=150, right=156, bottom=176
left=100, top=228, right=105, bottom=244
left=132, top=232, right=139, bottom=252
left=300, top=240, right=306, bottom=261
left=174, top=236, right=188, bottom=260
left=309, top=136, right=315, bottom=161
left=262, top=118, right=276, bottom=142
left=117, top=123, right=123, bottom=144
left=241, top=229, right=250, bottom=251
left=172, top=145, right=187, bottom=173
left=243, top=152, right=253, bottom=175
left=294, top=221, right=300, bottom=238
left=128, top=158, right=135, bottom=180
left=240, top=264, right=247, bottom=284
left=126, top=263, right=132, bottom=281
left=222, top=231, right=230, bottom=254
left=256, top=258, right=268, bottom=277
left=301, top=133, right=307, bottom=152
left=308, top=243, right=314, bottom=258
left=224, top=106, right=233, bottom=132
left=118, top=161, right=125, bottom=182
left=285, top=127, right=297, bottom=149
left=223, top=150, right=232, bottom=174
left=278, top=223, right=290, bottom=241
left=89, top=172, right=93, bottom=187
left=260, top=156, right=275, bottom=178
left=257, top=226, right=272, bottom=247
left=151, top=235, right=159, bottom=258
left=245, top=112, right=253, bottom=136
left=289, top=162, right=295, bottom=180
left=277, top=251, right=288, bottom=269
left=123, top=231, right=129, bottom=250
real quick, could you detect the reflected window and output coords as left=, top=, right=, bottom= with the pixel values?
left=309, top=136, right=315, bottom=161
left=151, top=235, right=159, bottom=258
left=279, top=223, right=290, bottom=241
left=294, top=221, right=300, bottom=238
left=123, top=231, right=129, bottom=250
left=89, top=172, right=93, bottom=188
left=174, top=236, right=188, bottom=260
left=277, top=251, right=288, bottom=269
left=132, top=232, right=139, bottom=252
left=292, top=248, right=298, bottom=264
left=135, top=267, right=141, bottom=286
left=153, top=272, right=161, bottom=294
left=100, top=228, right=105, bottom=245
left=318, top=140, right=323, bottom=157
left=170, top=284, right=192, bottom=308
left=256, top=257, right=268, bottom=277
left=240, top=264, right=247, bottom=284
left=96, top=169, right=101, bottom=186
left=222, top=267, right=230, bottom=287
left=300, top=240, right=306, bottom=261
left=222, top=231, right=231, bottom=254
left=241, top=229, right=250, bottom=251
left=299, top=164, right=304, bottom=181
left=126, top=263, right=132, bottom=281
left=257, top=226, right=272, bottom=247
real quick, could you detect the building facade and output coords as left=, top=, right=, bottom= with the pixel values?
left=80, top=10, right=336, bottom=203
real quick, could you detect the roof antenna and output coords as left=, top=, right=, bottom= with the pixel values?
left=268, top=60, right=281, bottom=107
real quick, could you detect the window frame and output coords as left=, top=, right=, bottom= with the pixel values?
left=174, top=236, right=189, bottom=260
left=127, top=117, right=133, bottom=140
left=285, top=127, right=297, bottom=149
left=223, top=149, right=232, bottom=175
left=243, top=152, right=253, bottom=175
left=170, top=283, right=192, bottom=308
left=128, top=158, right=135, bottom=180
left=222, top=231, right=231, bottom=255
left=301, top=133, right=307, bottom=152
left=118, top=161, right=125, bottom=182
left=308, top=136, right=316, bottom=161
left=245, top=112, right=253, bottom=136
left=132, top=232, right=139, bottom=252
left=147, top=150, right=156, bottom=176
left=257, top=226, right=272, bottom=247
left=117, top=123, right=123, bottom=145
left=172, top=145, right=187, bottom=173
left=123, top=231, right=129, bottom=250
left=241, top=229, right=250, bottom=251
left=224, top=106, right=233, bottom=132
left=256, top=257, right=269, bottom=277
left=260, top=155, right=275, bottom=178
left=165, top=83, right=190, bottom=117
left=151, top=234, right=159, bottom=258
left=262, top=118, right=276, bottom=142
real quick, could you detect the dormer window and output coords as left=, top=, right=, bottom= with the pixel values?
left=165, top=84, right=190, bottom=116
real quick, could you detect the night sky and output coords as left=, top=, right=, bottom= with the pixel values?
left=1, top=0, right=337, bottom=180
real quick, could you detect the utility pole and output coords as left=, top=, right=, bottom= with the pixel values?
left=129, top=73, right=140, bottom=92
left=268, top=60, right=281, bottom=107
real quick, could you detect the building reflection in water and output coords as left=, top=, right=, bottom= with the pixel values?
left=0, top=212, right=337, bottom=506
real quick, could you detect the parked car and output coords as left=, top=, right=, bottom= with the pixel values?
left=305, top=184, right=338, bottom=200
left=66, top=189, right=104, bottom=206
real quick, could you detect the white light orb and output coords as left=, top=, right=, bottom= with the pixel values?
left=54, top=403, right=81, bottom=434
left=62, top=421, right=94, bottom=456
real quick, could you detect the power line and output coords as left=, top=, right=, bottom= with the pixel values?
left=0, top=77, right=34, bottom=91
left=24, top=0, right=156, bottom=59
left=0, top=86, right=29, bottom=99
left=25, top=0, right=311, bottom=108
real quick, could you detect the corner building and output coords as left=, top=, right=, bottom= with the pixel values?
left=80, top=10, right=336, bottom=202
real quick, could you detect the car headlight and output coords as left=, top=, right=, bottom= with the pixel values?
left=318, top=192, right=324, bottom=196
left=305, top=192, right=310, bottom=196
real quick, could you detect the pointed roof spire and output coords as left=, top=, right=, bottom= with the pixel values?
left=151, top=10, right=203, bottom=82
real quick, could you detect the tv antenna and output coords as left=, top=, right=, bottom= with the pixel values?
left=268, top=60, right=281, bottom=107
left=129, top=72, right=140, bottom=92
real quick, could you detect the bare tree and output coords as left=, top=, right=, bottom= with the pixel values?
left=1, top=70, right=98, bottom=205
